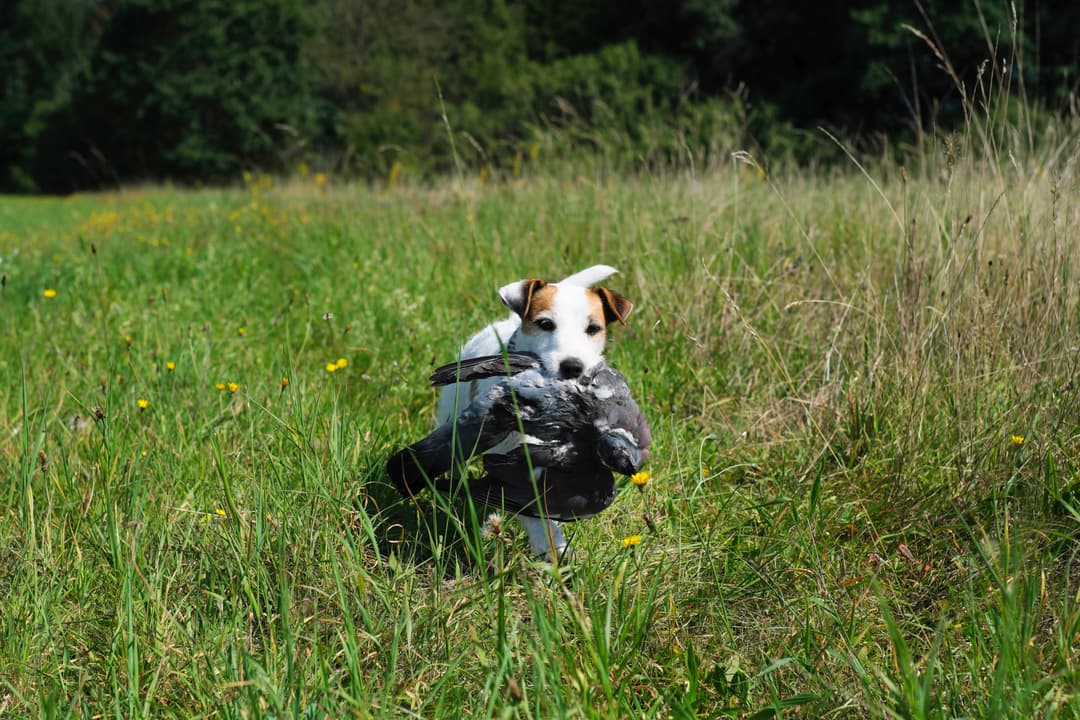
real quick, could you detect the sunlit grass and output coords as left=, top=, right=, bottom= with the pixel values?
left=1, top=133, right=1078, bottom=717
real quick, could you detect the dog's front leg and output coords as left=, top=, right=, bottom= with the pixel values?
left=519, top=516, right=567, bottom=559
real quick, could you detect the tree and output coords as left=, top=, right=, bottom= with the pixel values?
left=30, top=0, right=316, bottom=192
left=0, top=0, right=96, bottom=192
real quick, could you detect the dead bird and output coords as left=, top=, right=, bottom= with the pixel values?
left=386, top=353, right=650, bottom=521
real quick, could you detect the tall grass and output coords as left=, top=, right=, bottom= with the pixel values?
left=1, top=94, right=1078, bottom=717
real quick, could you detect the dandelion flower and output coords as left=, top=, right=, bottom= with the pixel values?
left=335, top=357, right=348, bottom=369
left=215, top=383, right=226, bottom=391
left=281, top=376, right=289, bottom=389
left=125, top=336, right=134, bottom=346
left=136, top=398, right=149, bottom=410
left=630, top=471, right=651, bottom=488
left=325, top=363, right=338, bottom=373
left=215, top=508, right=226, bottom=517
left=1010, top=435, right=1025, bottom=447
left=43, top=288, right=57, bottom=298
left=621, top=534, right=642, bottom=548
left=165, top=361, right=176, bottom=371
left=237, top=327, right=246, bottom=336
left=227, top=382, right=239, bottom=394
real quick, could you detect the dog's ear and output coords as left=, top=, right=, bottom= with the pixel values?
left=499, top=278, right=546, bottom=318
left=595, top=287, right=633, bottom=325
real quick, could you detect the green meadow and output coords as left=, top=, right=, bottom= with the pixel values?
left=1, top=127, right=1078, bottom=717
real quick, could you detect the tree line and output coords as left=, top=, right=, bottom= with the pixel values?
left=2, top=0, right=1076, bottom=193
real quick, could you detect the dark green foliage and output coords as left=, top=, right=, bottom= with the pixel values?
left=307, top=0, right=530, bottom=174
left=0, top=0, right=96, bottom=192
left=12, top=0, right=315, bottom=192
left=2, top=0, right=1077, bottom=191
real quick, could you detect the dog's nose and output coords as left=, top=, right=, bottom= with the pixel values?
left=559, top=358, right=584, bottom=379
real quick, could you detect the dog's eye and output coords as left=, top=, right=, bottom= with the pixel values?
left=586, top=323, right=603, bottom=336
left=535, top=318, right=556, bottom=332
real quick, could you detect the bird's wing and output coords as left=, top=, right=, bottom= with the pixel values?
left=429, top=353, right=541, bottom=387
left=467, top=466, right=617, bottom=521
left=473, top=441, right=616, bottom=520
left=386, top=412, right=492, bottom=496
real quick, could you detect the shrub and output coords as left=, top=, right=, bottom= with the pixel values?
left=29, top=0, right=316, bottom=192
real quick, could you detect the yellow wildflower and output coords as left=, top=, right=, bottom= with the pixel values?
left=630, top=471, right=650, bottom=487
left=215, top=383, right=226, bottom=391
left=1010, top=435, right=1025, bottom=447
left=281, top=376, right=290, bottom=389
left=314, top=172, right=329, bottom=187
left=165, top=361, right=176, bottom=371
left=237, top=327, right=246, bottom=336
left=325, top=363, right=338, bottom=373
left=227, top=382, right=240, bottom=394
left=136, top=398, right=149, bottom=410
left=215, top=508, right=226, bottom=517
left=621, top=534, right=642, bottom=548
left=335, top=357, right=348, bottom=369
left=43, top=289, right=57, bottom=298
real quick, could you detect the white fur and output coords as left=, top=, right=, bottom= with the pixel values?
left=559, top=264, right=618, bottom=288
left=436, top=265, right=619, bottom=558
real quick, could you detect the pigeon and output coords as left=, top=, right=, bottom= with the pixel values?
left=385, top=353, right=651, bottom=521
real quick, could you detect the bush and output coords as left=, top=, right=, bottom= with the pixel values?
left=28, top=0, right=316, bottom=192
left=0, top=0, right=96, bottom=192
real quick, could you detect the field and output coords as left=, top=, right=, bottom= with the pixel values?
left=1, top=127, right=1079, bottom=718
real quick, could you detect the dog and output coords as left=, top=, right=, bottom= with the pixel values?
left=435, top=265, right=633, bottom=557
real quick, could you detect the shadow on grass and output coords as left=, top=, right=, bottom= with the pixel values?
left=354, top=463, right=505, bottom=577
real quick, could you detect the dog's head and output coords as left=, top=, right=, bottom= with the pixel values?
left=499, top=267, right=633, bottom=379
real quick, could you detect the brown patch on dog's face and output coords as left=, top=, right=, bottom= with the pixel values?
left=582, top=290, right=608, bottom=339
left=520, top=284, right=559, bottom=333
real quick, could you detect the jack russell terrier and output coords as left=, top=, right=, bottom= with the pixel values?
left=435, top=264, right=633, bottom=557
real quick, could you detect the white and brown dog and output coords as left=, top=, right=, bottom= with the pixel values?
left=436, top=264, right=633, bottom=557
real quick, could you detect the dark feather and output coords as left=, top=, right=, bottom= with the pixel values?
left=467, top=442, right=617, bottom=521
left=429, top=353, right=541, bottom=387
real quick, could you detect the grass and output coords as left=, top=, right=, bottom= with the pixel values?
left=1, top=122, right=1078, bottom=718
